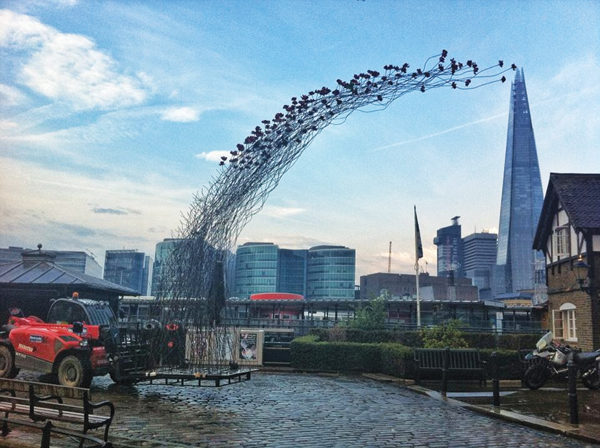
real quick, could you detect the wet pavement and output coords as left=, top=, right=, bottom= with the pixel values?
left=2, top=372, right=599, bottom=447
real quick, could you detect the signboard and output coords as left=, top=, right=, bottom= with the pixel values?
left=240, top=331, right=258, bottom=360
left=237, top=329, right=263, bottom=366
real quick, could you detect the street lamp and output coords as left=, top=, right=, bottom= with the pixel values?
left=572, top=255, right=590, bottom=292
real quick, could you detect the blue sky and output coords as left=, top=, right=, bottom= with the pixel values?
left=1, top=0, right=599, bottom=280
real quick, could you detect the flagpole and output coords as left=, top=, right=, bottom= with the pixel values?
left=414, top=205, right=423, bottom=329
left=415, top=259, right=420, bottom=328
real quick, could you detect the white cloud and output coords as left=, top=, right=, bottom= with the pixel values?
left=262, top=206, right=307, bottom=219
left=0, top=84, right=27, bottom=106
left=0, top=156, right=191, bottom=258
left=161, top=107, right=201, bottom=122
left=196, top=150, right=229, bottom=163
left=0, top=9, right=148, bottom=111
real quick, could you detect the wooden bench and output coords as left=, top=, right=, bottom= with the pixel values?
left=0, top=378, right=114, bottom=448
left=414, top=348, right=487, bottom=386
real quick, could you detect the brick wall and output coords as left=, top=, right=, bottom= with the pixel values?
left=546, top=253, right=600, bottom=351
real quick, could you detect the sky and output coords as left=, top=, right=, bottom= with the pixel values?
left=1, top=0, right=599, bottom=281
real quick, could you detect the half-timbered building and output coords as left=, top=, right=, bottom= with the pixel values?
left=533, top=173, right=600, bottom=350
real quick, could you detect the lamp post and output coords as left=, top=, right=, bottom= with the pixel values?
left=573, top=255, right=590, bottom=293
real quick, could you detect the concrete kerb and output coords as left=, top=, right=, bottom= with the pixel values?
left=363, top=374, right=600, bottom=447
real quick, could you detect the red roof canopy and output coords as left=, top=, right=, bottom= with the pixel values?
left=250, top=293, right=304, bottom=301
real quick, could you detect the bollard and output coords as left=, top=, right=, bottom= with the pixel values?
left=442, top=347, right=449, bottom=397
left=492, top=351, right=500, bottom=407
left=568, top=360, right=579, bottom=425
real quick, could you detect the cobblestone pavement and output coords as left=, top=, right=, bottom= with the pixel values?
left=3, top=372, right=597, bottom=447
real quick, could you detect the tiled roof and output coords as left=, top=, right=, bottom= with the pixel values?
left=0, top=259, right=138, bottom=295
left=534, top=173, right=600, bottom=250
left=550, top=173, right=600, bottom=230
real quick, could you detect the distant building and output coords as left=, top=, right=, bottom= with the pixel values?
left=495, top=69, right=545, bottom=297
left=104, top=250, right=151, bottom=295
left=306, top=245, right=355, bottom=301
left=277, top=249, right=308, bottom=297
left=233, top=243, right=356, bottom=301
left=151, top=238, right=181, bottom=297
left=433, top=216, right=465, bottom=280
left=0, top=246, right=136, bottom=324
left=0, top=246, right=102, bottom=278
left=462, top=232, right=498, bottom=298
left=360, top=272, right=476, bottom=302
left=235, top=243, right=279, bottom=298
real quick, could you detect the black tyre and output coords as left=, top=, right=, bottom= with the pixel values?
left=524, top=364, right=549, bottom=390
left=0, top=345, right=19, bottom=379
left=57, top=355, right=92, bottom=388
left=582, top=366, right=600, bottom=390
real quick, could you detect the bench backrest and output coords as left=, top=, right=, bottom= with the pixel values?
left=0, top=378, right=90, bottom=400
left=415, top=348, right=481, bottom=369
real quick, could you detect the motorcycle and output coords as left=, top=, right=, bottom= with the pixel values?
left=523, top=331, right=600, bottom=390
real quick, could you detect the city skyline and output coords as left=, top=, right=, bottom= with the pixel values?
left=1, top=1, right=599, bottom=280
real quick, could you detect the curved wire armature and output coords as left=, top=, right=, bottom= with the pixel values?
left=156, top=51, right=516, bottom=372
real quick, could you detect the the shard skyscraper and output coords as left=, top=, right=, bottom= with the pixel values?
left=495, top=69, right=545, bottom=296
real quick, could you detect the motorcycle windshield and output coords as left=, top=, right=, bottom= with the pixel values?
left=536, top=331, right=554, bottom=351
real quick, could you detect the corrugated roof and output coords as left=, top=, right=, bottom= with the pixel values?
left=0, top=259, right=138, bottom=295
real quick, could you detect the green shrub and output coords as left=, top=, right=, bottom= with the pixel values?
left=397, top=331, right=423, bottom=348
left=420, top=320, right=469, bottom=348
left=291, top=335, right=382, bottom=373
left=349, top=295, right=387, bottom=331
left=479, top=349, right=524, bottom=380
left=345, top=329, right=398, bottom=343
left=497, top=333, right=541, bottom=350
left=463, top=332, right=497, bottom=349
left=380, top=343, right=413, bottom=377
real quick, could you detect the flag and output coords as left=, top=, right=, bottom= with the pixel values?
left=414, top=206, right=423, bottom=260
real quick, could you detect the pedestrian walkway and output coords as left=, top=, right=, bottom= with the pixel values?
left=1, top=372, right=597, bottom=447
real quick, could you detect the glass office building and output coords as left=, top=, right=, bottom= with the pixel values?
left=277, top=249, right=308, bottom=296
left=103, top=250, right=150, bottom=295
left=306, top=245, right=355, bottom=301
left=234, top=243, right=279, bottom=298
left=463, top=232, right=497, bottom=294
left=433, top=216, right=465, bottom=280
left=151, top=238, right=182, bottom=297
left=495, top=69, right=545, bottom=295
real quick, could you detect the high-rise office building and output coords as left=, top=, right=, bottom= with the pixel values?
left=306, top=245, right=355, bottom=301
left=463, top=232, right=497, bottom=295
left=433, top=217, right=465, bottom=281
left=233, top=243, right=356, bottom=300
left=234, top=243, right=279, bottom=298
left=151, top=238, right=181, bottom=297
left=495, top=69, right=545, bottom=296
left=277, top=249, right=308, bottom=297
left=103, top=250, right=151, bottom=295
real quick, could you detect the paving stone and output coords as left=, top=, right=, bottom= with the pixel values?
left=1, top=372, right=595, bottom=447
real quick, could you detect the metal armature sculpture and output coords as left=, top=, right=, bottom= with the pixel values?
left=156, top=51, right=516, bottom=373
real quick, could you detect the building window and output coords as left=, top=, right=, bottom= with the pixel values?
left=555, top=227, right=569, bottom=257
left=552, top=303, right=577, bottom=342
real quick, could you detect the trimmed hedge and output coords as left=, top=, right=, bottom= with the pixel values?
left=291, top=335, right=528, bottom=380
left=310, top=327, right=541, bottom=351
left=291, top=335, right=412, bottom=376
left=480, top=349, right=525, bottom=380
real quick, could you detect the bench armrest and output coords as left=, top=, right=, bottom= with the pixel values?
left=29, top=386, right=63, bottom=421
left=86, top=399, right=116, bottom=420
